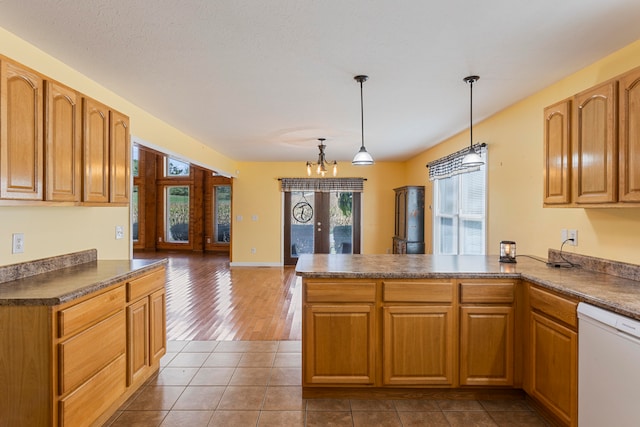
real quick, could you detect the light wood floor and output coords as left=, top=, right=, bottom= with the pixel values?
left=134, top=252, right=302, bottom=341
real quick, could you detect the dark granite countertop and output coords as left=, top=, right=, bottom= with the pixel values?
left=295, top=253, right=640, bottom=321
left=0, top=255, right=167, bottom=306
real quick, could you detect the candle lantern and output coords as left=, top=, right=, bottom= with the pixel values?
left=499, top=241, right=517, bottom=263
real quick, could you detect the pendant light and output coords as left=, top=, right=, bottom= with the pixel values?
left=461, top=75, right=484, bottom=167
left=352, top=75, right=374, bottom=165
left=306, top=138, right=337, bottom=177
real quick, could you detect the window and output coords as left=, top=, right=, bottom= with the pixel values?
left=214, top=185, right=231, bottom=243
left=432, top=153, right=487, bottom=255
left=165, top=186, right=190, bottom=243
left=165, top=157, right=190, bottom=177
left=132, top=145, right=139, bottom=177
left=132, top=185, right=139, bottom=241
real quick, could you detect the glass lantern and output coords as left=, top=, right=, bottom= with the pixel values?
left=499, top=241, right=517, bottom=263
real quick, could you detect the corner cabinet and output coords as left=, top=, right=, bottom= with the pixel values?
left=393, top=186, right=425, bottom=254
left=544, top=65, right=640, bottom=207
left=0, top=266, right=166, bottom=427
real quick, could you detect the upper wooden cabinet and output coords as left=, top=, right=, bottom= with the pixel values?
left=45, top=81, right=81, bottom=202
left=0, top=54, right=130, bottom=206
left=0, top=59, right=44, bottom=200
left=544, top=65, right=640, bottom=207
left=573, top=80, right=618, bottom=204
left=619, top=67, right=640, bottom=202
left=543, top=99, right=572, bottom=204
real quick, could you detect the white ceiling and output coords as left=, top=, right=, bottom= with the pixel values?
left=1, top=0, right=639, bottom=163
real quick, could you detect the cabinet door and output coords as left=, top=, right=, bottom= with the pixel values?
left=382, top=305, right=454, bottom=386
left=619, top=66, right=640, bottom=202
left=573, top=80, right=618, bottom=204
left=303, top=304, right=375, bottom=385
left=529, top=311, right=577, bottom=426
left=149, top=288, right=167, bottom=365
left=127, top=298, right=149, bottom=386
left=45, top=80, right=81, bottom=202
left=83, top=97, right=110, bottom=203
left=0, top=60, right=43, bottom=200
left=110, top=109, right=130, bottom=203
left=543, top=99, right=572, bottom=204
left=459, top=306, right=514, bottom=386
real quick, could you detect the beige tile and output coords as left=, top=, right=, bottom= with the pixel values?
left=166, top=340, right=188, bottom=352
left=159, top=410, right=213, bottom=426
left=183, top=340, right=219, bottom=353
left=394, top=399, right=440, bottom=412
left=398, top=411, right=451, bottom=426
left=352, top=411, right=402, bottom=427
left=172, top=386, right=225, bottom=410
left=160, top=352, right=178, bottom=367
left=238, top=352, right=276, bottom=367
left=203, top=352, right=243, bottom=367
left=126, top=386, right=185, bottom=410
left=215, top=340, right=278, bottom=353
left=229, top=367, right=271, bottom=385
left=306, top=398, right=351, bottom=411
left=257, top=410, right=305, bottom=426
left=214, top=341, right=255, bottom=352
left=262, top=386, right=305, bottom=411
left=277, top=340, right=301, bottom=352
left=217, top=385, right=267, bottom=410
left=208, top=410, right=260, bottom=426
left=273, top=352, right=301, bottom=367
left=479, top=399, right=532, bottom=412
left=268, top=367, right=300, bottom=386
left=166, top=352, right=209, bottom=368
left=190, top=367, right=235, bottom=385
left=305, top=411, right=353, bottom=427
left=148, top=367, right=199, bottom=386
left=488, top=411, right=549, bottom=426
left=444, top=411, right=498, bottom=426
left=350, top=399, right=395, bottom=411
left=437, top=399, right=484, bottom=411
left=109, top=410, right=167, bottom=427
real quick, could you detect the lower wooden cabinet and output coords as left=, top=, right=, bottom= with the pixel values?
left=526, top=284, right=578, bottom=427
left=126, top=269, right=167, bottom=387
left=382, top=305, right=454, bottom=386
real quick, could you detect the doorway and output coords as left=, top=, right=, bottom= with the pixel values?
left=284, top=191, right=361, bottom=265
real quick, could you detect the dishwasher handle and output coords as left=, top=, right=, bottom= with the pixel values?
left=616, top=318, right=640, bottom=339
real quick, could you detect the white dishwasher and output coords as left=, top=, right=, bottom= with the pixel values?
left=577, top=302, right=640, bottom=427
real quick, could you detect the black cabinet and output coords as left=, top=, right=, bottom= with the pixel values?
left=393, top=186, right=425, bottom=254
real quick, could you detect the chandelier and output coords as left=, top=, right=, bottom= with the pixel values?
left=306, top=138, right=337, bottom=177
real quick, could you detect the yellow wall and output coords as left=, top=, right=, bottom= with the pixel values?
left=231, top=161, right=406, bottom=264
left=0, top=26, right=237, bottom=265
left=407, top=39, right=640, bottom=264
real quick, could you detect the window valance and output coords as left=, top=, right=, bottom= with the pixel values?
left=426, top=143, right=487, bottom=181
left=279, top=177, right=365, bottom=192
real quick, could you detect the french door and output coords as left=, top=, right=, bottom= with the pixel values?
left=284, top=191, right=361, bottom=265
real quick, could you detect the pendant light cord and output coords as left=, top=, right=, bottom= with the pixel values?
left=469, top=78, right=473, bottom=149
left=359, top=79, right=365, bottom=149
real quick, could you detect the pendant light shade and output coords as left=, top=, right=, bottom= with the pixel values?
left=352, top=75, right=374, bottom=165
left=461, top=75, right=484, bottom=167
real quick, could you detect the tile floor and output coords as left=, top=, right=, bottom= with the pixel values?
left=105, top=340, right=550, bottom=426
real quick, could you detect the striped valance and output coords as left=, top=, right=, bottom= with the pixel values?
left=426, top=143, right=487, bottom=181
left=279, top=178, right=365, bottom=192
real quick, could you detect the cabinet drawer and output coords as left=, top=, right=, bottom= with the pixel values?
left=529, top=285, right=578, bottom=328
left=460, top=282, right=515, bottom=304
left=127, top=268, right=165, bottom=302
left=59, top=353, right=126, bottom=427
left=58, top=285, right=125, bottom=338
left=383, top=280, right=452, bottom=303
left=305, top=281, right=376, bottom=303
left=59, top=310, right=125, bottom=395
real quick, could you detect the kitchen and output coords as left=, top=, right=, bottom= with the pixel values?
left=1, top=1, right=640, bottom=426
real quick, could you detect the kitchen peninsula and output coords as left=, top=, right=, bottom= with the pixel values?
left=0, top=250, right=167, bottom=427
left=296, top=252, right=640, bottom=427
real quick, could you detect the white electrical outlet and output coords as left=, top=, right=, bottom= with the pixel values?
left=567, top=229, right=578, bottom=246
left=115, top=225, right=124, bottom=240
left=12, top=233, right=24, bottom=254
left=251, top=247, right=256, bottom=254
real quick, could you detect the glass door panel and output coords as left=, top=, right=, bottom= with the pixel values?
left=290, top=191, right=315, bottom=257
left=330, top=192, right=353, bottom=254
